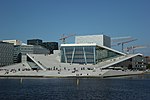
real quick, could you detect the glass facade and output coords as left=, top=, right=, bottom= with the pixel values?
left=14, top=45, right=22, bottom=63
left=61, top=46, right=95, bottom=64
left=61, top=45, right=122, bottom=64
left=95, top=46, right=122, bottom=63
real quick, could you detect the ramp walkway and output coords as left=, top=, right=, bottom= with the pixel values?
left=27, top=54, right=60, bottom=69
left=96, top=53, right=142, bottom=69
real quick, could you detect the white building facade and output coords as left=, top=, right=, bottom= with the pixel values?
left=75, top=35, right=111, bottom=48
left=2, top=40, right=22, bottom=45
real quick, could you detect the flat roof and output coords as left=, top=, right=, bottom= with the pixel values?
left=3, top=40, right=20, bottom=41
left=61, top=43, right=97, bottom=47
left=75, top=34, right=108, bottom=37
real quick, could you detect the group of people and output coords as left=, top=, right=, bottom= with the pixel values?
left=0, top=68, right=33, bottom=75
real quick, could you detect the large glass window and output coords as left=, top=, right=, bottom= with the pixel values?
left=96, top=46, right=122, bottom=63
left=61, top=45, right=123, bottom=64
left=61, top=46, right=95, bottom=64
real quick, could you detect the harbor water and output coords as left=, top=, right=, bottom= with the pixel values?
left=0, top=74, right=150, bottom=100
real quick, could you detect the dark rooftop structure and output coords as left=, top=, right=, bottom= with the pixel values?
left=27, top=39, right=43, bottom=46
left=42, top=42, right=58, bottom=54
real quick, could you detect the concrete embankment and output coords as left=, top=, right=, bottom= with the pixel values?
left=102, top=70, right=144, bottom=78
left=0, top=70, right=145, bottom=78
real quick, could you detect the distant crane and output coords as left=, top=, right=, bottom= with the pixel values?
left=59, top=34, right=75, bottom=44
left=111, top=36, right=132, bottom=43
left=111, top=36, right=133, bottom=47
left=112, top=38, right=137, bottom=52
left=124, top=45, right=148, bottom=53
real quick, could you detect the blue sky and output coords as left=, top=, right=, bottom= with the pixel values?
left=0, top=0, right=150, bottom=55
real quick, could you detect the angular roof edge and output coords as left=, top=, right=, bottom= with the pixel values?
left=99, top=45, right=126, bottom=55
left=61, top=43, right=126, bottom=55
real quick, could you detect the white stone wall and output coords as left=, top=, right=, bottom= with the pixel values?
left=75, top=35, right=111, bottom=47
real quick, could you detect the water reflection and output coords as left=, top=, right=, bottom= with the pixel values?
left=0, top=74, right=149, bottom=100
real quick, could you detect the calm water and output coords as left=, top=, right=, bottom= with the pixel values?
left=0, top=74, right=150, bottom=100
